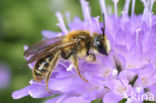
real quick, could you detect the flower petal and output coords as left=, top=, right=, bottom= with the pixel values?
left=29, top=84, right=52, bottom=98
left=63, top=96, right=90, bottom=103
left=42, top=30, right=62, bottom=39
left=103, top=92, right=122, bottom=103
left=12, top=86, right=31, bottom=99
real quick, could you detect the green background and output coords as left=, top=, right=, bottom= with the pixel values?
left=0, top=0, right=156, bottom=103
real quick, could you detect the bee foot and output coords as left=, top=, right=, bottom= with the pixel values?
left=80, top=76, right=88, bottom=83
left=86, top=53, right=96, bottom=62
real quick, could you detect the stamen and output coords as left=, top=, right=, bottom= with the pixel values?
left=112, top=69, right=118, bottom=76
left=24, top=45, right=28, bottom=51
left=56, top=12, right=68, bottom=34
left=141, top=0, right=150, bottom=22
left=140, top=0, right=154, bottom=29
left=80, top=0, right=87, bottom=21
left=112, top=0, right=119, bottom=21
left=141, top=0, right=146, bottom=22
left=121, top=11, right=128, bottom=24
left=136, top=28, right=141, bottom=43
left=107, top=5, right=112, bottom=16
left=142, top=11, right=153, bottom=28
left=85, top=2, right=92, bottom=24
left=80, top=0, right=92, bottom=24
left=94, top=16, right=101, bottom=33
left=123, top=0, right=131, bottom=13
left=65, top=12, right=71, bottom=24
left=131, top=0, right=136, bottom=16
left=150, top=0, right=156, bottom=12
left=99, top=0, right=108, bottom=20
left=149, top=12, right=153, bottom=30
left=136, top=86, right=143, bottom=93
left=42, top=30, right=62, bottom=39
left=66, top=64, right=73, bottom=71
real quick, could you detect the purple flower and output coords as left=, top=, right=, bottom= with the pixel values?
left=0, top=63, right=11, bottom=89
left=12, top=0, right=156, bottom=103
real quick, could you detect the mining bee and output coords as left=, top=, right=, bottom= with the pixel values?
left=24, top=14, right=111, bottom=93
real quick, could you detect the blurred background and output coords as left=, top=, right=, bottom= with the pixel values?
left=0, top=0, right=155, bottom=103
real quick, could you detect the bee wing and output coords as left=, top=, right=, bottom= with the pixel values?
left=24, top=36, right=65, bottom=57
left=26, top=39, right=80, bottom=64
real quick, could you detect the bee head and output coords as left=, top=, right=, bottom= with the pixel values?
left=93, top=34, right=111, bottom=55
left=92, top=13, right=110, bottom=55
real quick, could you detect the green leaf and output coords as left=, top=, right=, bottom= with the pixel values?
left=91, top=99, right=103, bottom=103
left=119, top=98, right=127, bottom=103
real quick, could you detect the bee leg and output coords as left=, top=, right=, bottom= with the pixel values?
left=86, top=53, right=96, bottom=62
left=45, top=51, right=60, bottom=93
left=45, top=71, right=53, bottom=93
left=71, top=54, right=88, bottom=83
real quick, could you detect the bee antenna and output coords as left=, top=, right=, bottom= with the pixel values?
left=101, top=13, right=105, bottom=38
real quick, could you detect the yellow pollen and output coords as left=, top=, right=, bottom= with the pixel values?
left=103, top=70, right=110, bottom=77
left=141, top=77, right=148, bottom=85
left=127, top=64, right=137, bottom=69
left=117, top=86, right=127, bottom=94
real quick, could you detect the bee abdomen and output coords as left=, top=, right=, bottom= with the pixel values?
left=33, top=54, right=53, bottom=81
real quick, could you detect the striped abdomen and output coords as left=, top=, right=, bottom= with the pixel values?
left=33, top=54, right=53, bottom=82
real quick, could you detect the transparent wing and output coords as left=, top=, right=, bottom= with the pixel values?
left=26, top=39, right=80, bottom=64
left=24, top=36, right=65, bottom=57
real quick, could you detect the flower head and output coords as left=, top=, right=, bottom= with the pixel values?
left=0, top=63, right=11, bottom=89
left=12, top=0, right=156, bottom=102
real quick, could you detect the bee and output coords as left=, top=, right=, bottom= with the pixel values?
left=24, top=14, right=111, bottom=93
